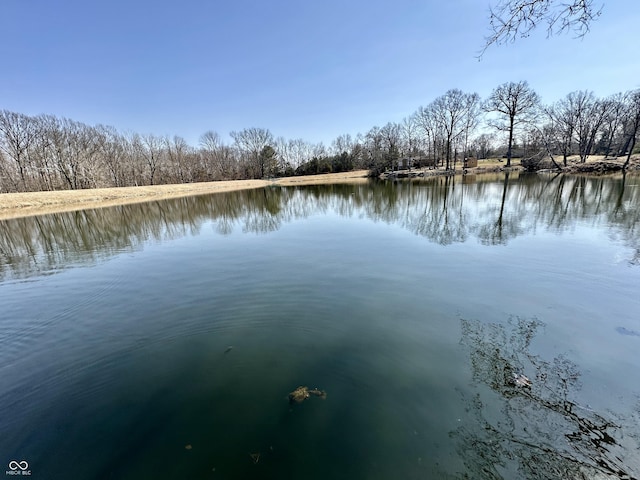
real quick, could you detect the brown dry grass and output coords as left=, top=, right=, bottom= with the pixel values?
left=0, top=171, right=370, bottom=220
left=478, top=154, right=629, bottom=167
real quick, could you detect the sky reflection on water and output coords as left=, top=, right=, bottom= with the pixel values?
left=1, top=173, right=639, bottom=479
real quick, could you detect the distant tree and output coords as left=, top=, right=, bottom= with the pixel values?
left=199, top=130, right=221, bottom=179
left=165, top=135, right=191, bottom=183
left=484, top=81, right=540, bottom=167
left=295, top=138, right=316, bottom=168
left=330, top=134, right=354, bottom=156
left=277, top=137, right=314, bottom=172
left=258, top=145, right=279, bottom=177
left=572, top=91, right=611, bottom=163
left=199, top=130, right=239, bottom=181
left=95, top=124, right=128, bottom=187
left=548, top=91, right=612, bottom=163
left=471, top=133, right=497, bottom=159
left=620, top=89, right=640, bottom=169
left=42, top=117, right=102, bottom=190
left=546, top=96, right=578, bottom=166
left=0, top=110, right=39, bottom=191
left=331, top=151, right=354, bottom=172
left=400, top=115, right=420, bottom=157
left=295, top=156, right=332, bottom=176
left=122, top=131, right=146, bottom=186
left=460, top=93, right=483, bottom=157
left=483, top=0, right=602, bottom=53
left=26, top=115, right=57, bottom=191
left=600, top=92, right=628, bottom=157
left=415, top=105, right=441, bottom=166
left=430, top=89, right=482, bottom=170
left=138, top=133, right=164, bottom=185
left=199, top=130, right=221, bottom=151
left=380, top=122, right=402, bottom=165
left=351, top=134, right=366, bottom=169
left=230, top=127, right=274, bottom=179
left=364, top=126, right=385, bottom=173
left=362, top=125, right=403, bottom=173
left=311, top=142, right=327, bottom=160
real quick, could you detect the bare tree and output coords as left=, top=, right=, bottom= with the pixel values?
left=573, top=92, right=611, bottom=162
left=199, top=130, right=228, bottom=180
left=0, top=110, right=39, bottom=191
left=43, top=117, right=102, bottom=190
left=601, top=92, right=628, bottom=157
left=484, top=81, right=540, bottom=167
left=550, top=91, right=611, bottom=163
left=363, top=126, right=386, bottom=172
left=199, top=130, right=222, bottom=152
left=311, top=142, right=327, bottom=159
left=471, top=133, right=497, bottom=159
left=95, top=125, right=128, bottom=187
left=165, top=135, right=191, bottom=183
left=430, top=89, right=481, bottom=170
left=276, top=137, right=313, bottom=172
left=400, top=116, right=420, bottom=157
left=350, top=133, right=366, bottom=169
left=483, top=0, right=602, bottom=53
left=620, top=89, right=640, bottom=169
left=460, top=93, right=482, bottom=158
left=415, top=105, right=441, bottom=166
left=274, top=136, right=303, bottom=174
left=330, top=134, right=354, bottom=156
left=230, top=127, right=274, bottom=178
left=546, top=96, right=578, bottom=166
left=27, top=115, right=57, bottom=191
left=136, top=133, right=164, bottom=185
left=380, top=122, right=402, bottom=165
left=431, top=94, right=460, bottom=170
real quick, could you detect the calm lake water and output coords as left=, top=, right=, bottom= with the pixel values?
left=1, top=173, right=639, bottom=479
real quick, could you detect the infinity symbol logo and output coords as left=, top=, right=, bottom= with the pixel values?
left=8, top=461, right=28, bottom=471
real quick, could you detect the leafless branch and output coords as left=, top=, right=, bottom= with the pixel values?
left=480, top=0, right=603, bottom=57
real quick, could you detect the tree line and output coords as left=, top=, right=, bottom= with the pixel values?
left=1, top=82, right=639, bottom=193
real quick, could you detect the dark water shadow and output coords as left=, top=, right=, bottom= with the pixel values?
left=455, top=315, right=640, bottom=479
left=616, top=326, right=640, bottom=337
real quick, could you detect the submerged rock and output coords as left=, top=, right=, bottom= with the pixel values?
left=288, top=386, right=327, bottom=404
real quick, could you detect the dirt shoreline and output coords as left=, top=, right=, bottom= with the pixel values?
left=2, top=156, right=638, bottom=220
left=0, top=171, right=370, bottom=221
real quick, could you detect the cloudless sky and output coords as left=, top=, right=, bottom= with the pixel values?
left=1, top=0, right=639, bottom=146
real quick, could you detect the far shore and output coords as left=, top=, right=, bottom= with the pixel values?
left=1, top=154, right=638, bottom=221
left=0, top=171, right=370, bottom=220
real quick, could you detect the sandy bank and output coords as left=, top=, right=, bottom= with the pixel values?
left=0, top=171, right=370, bottom=220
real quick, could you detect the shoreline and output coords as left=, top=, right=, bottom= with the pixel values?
left=1, top=155, right=638, bottom=220
left=0, top=171, right=370, bottom=221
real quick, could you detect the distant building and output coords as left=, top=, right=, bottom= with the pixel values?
left=397, top=157, right=414, bottom=170
left=396, top=156, right=437, bottom=170
left=464, top=157, right=478, bottom=168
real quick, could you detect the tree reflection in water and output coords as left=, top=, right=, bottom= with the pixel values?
left=455, top=316, right=640, bottom=479
left=1, top=173, right=639, bottom=280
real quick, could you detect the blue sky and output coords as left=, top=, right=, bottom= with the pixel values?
left=1, top=0, right=639, bottom=146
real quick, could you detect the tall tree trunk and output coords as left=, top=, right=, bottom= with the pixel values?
left=506, top=116, right=515, bottom=167
left=445, top=139, right=451, bottom=170
left=623, top=136, right=636, bottom=170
